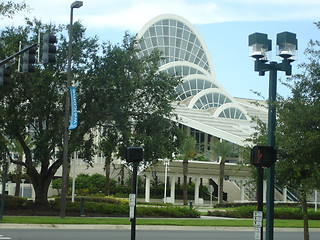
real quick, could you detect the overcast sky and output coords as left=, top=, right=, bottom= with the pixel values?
left=3, top=0, right=320, bottom=99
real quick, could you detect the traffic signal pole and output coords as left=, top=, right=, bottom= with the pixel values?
left=265, top=63, right=277, bottom=240
left=0, top=43, right=37, bottom=67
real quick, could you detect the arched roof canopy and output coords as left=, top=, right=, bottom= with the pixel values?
left=214, top=103, right=249, bottom=120
left=137, top=14, right=215, bottom=75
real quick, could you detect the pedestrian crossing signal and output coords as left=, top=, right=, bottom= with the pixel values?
left=251, top=146, right=276, bottom=168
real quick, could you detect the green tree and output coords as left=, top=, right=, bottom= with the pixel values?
left=275, top=23, right=320, bottom=240
left=0, top=0, right=28, bottom=19
left=0, top=20, right=100, bottom=206
left=251, top=22, right=320, bottom=240
left=0, top=19, right=181, bottom=206
left=88, top=35, right=181, bottom=195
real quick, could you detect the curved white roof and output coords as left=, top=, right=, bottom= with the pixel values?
left=137, top=14, right=267, bottom=146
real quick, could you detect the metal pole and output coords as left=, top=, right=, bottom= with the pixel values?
left=131, top=161, right=138, bottom=240
left=60, top=5, right=75, bottom=219
left=0, top=159, right=8, bottom=221
left=257, top=166, right=264, bottom=240
left=71, top=152, right=76, bottom=203
left=266, top=62, right=277, bottom=240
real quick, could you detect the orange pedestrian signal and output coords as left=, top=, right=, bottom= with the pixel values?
left=251, top=146, right=276, bottom=167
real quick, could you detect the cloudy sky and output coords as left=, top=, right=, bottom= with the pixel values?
left=3, top=0, right=320, bottom=99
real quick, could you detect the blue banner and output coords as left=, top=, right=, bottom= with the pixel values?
left=69, top=86, right=78, bottom=130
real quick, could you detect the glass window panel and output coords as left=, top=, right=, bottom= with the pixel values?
left=156, top=26, right=163, bottom=36
left=181, top=40, right=187, bottom=49
left=177, top=21, right=184, bottom=29
left=164, top=37, right=169, bottom=45
left=192, top=46, right=199, bottom=55
left=207, top=93, right=213, bottom=103
left=144, top=30, right=150, bottom=38
left=163, top=19, right=169, bottom=26
left=183, top=30, right=190, bottom=41
left=230, top=108, right=236, bottom=118
left=182, top=81, right=190, bottom=91
left=187, top=42, right=193, bottom=51
left=175, top=48, right=180, bottom=59
left=158, top=36, right=164, bottom=46
left=139, top=41, right=146, bottom=50
left=149, top=27, right=156, bottom=36
left=184, top=25, right=190, bottom=32
left=169, top=37, right=175, bottom=46
left=170, top=19, right=177, bottom=27
left=198, top=79, right=204, bottom=89
left=176, top=38, right=181, bottom=48
left=146, top=39, right=152, bottom=48
left=235, top=109, right=241, bottom=119
left=184, top=52, right=190, bottom=61
left=194, top=38, right=201, bottom=48
left=163, top=26, right=169, bottom=35
left=189, top=54, right=196, bottom=63
left=189, top=33, right=196, bottom=43
left=177, top=28, right=183, bottom=38
left=151, top=37, right=157, bottom=47
left=170, top=26, right=176, bottom=37
left=190, top=79, right=196, bottom=89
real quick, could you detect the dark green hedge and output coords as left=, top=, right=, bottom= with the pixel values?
left=208, top=205, right=320, bottom=220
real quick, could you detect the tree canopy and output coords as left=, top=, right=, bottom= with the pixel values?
left=0, top=19, right=181, bottom=206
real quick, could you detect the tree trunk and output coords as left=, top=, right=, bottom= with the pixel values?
left=183, top=158, right=188, bottom=205
left=104, top=158, right=111, bottom=196
left=14, top=162, right=22, bottom=196
left=32, top=175, right=52, bottom=207
left=218, top=157, right=225, bottom=204
left=301, top=190, right=309, bottom=240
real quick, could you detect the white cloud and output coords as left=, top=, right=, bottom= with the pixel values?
left=2, top=0, right=320, bottom=31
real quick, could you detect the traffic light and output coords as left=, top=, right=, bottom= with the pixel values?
left=42, top=33, right=57, bottom=64
left=251, top=145, right=276, bottom=168
left=22, top=46, right=37, bottom=72
left=0, top=66, right=10, bottom=85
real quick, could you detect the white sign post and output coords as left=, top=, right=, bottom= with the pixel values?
left=253, top=211, right=263, bottom=240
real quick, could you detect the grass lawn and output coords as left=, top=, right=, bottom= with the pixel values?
left=1, top=216, right=319, bottom=228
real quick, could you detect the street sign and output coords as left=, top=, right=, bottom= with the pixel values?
left=253, top=211, right=263, bottom=240
left=129, top=194, right=136, bottom=219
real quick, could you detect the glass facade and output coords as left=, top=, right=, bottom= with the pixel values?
left=137, top=14, right=248, bottom=121
left=138, top=19, right=211, bottom=73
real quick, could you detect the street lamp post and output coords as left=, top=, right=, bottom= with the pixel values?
left=249, top=32, right=297, bottom=240
left=60, top=0, right=83, bottom=219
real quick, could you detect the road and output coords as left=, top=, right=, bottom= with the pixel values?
left=0, top=227, right=319, bottom=240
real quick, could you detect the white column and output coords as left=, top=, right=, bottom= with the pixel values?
left=315, top=190, right=317, bottom=212
left=170, top=175, right=176, bottom=204
left=145, top=175, right=150, bottom=203
left=283, top=187, right=287, bottom=202
left=194, top=177, right=200, bottom=204
left=240, top=180, right=245, bottom=202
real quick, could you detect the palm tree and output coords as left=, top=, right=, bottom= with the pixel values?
left=179, top=136, right=197, bottom=205
left=210, top=139, right=234, bottom=204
